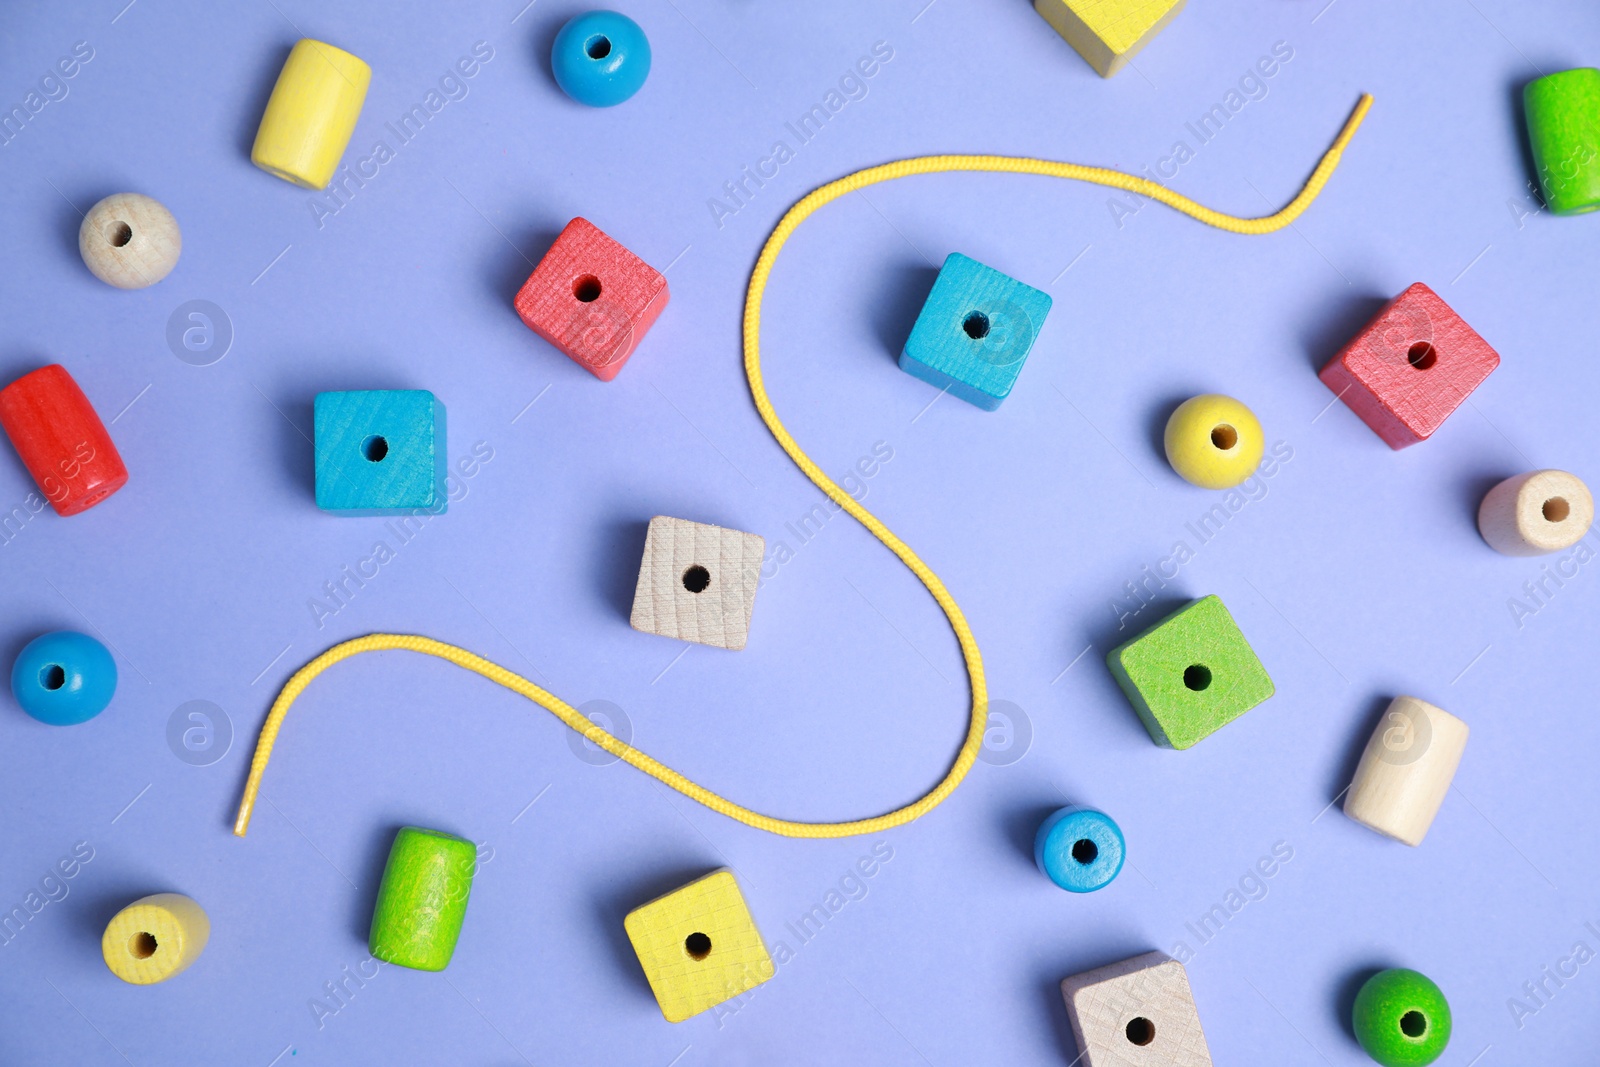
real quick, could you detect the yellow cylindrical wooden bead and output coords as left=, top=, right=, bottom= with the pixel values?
left=1163, top=394, right=1264, bottom=489
left=101, top=893, right=210, bottom=984
left=251, top=39, right=371, bottom=190
left=1477, top=469, right=1593, bottom=556
left=79, top=193, right=181, bottom=289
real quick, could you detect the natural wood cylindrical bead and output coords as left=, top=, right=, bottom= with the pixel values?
left=252, top=39, right=371, bottom=190
left=0, top=364, right=127, bottom=516
left=1477, top=469, right=1594, bottom=556
left=1344, top=696, right=1469, bottom=847
left=78, top=193, right=181, bottom=289
left=102, top=893, right=210, bottom=984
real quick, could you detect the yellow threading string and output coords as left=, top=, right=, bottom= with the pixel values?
left=233, top=94, right=1372, bottom=840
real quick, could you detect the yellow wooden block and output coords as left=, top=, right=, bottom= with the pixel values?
left=624, top=869, right=774, bottom=1022
left=1033, top=0, right=1186, bottom=78
left=101, top=893, right=210, bottom=985
left=251, top=39, right=371, bottom=189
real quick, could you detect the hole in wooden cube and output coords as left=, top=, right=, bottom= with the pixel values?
left=630, top=516, right=764, bottom=650
left=1106, top=596, right=1273, bottom=749
left=314, top=390, right=446, bottom=515
left=514, top=217, right=669, bottom=381
left=1060, top=951, right=1213, bottom=1067
left=624, top=869, right=774, bottom=1023
left=1032, top=0, right=1188, bottom=78
left=1318, top=283, right=1499, bottom=449
left=898, top=253, right=1052, bottom=411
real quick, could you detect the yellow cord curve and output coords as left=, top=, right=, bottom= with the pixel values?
left=233, top=94, right=1372, bottom=840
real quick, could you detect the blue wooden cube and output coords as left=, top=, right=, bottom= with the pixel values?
left=898, top=253, right=1052, bottom=411
left=314, top=390, right=447, bottom=514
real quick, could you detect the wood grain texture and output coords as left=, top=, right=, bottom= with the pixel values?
left=1105, top=595, right=1274, bottom=749
left=78, top=192, right=181, bottom=289
left=1032, top=0, right=1187, bottom=78
left=514, top=217, right=669, bottom=381
left=898, top=252, right=1051, bottom=411
left=1318, top=283, right=1499, bottom=449
left=313, top=390, right=446, bottom=514
left=1477, top=469, right=1594, bottom=556
left=630, top=516, right=764, bottom=650
left=1060, top=951, right=1213, bottom=1066
left=1344, top=696, right=1469, bottom=847
left=101, top=893, right=210, bottom=984
left=624, top=869, right=774, bottom=1023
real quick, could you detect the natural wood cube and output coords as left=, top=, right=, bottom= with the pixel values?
left=629, top=516, right=764, bottom=650
left=1060, top=951, right=1213, bottom=1066
left=1318, top=283, right=1499, bottom=449
left=624, top=869, right=774, bottom=1023
left=1033, top=0, right=1187, bottom=78
left=1344, top=696, right=1469, bottom=846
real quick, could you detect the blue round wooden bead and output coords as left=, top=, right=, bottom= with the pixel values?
left=552, top=11, right=651, bottom=107
left=11, top=631, right=117, bottom=725
left=1034, top=808, right=1125, bottom=892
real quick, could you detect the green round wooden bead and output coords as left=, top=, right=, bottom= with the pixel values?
left=1524, top=67, right=1600, bottom=216
left=1352, top=968, right=1451, bottom=1067
left=368, top=827, right=477, bottom=972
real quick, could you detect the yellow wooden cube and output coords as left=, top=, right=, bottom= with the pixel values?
left=251, top=39, right=371, bottom=189
left=1033, top=0, right=1186, bottom=78
left=623, top=869, right=774, bottom=1022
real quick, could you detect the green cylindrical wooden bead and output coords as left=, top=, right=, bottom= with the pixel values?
left=1352, top=968, right=1452, bottom=1067
left=1524, top=67, right=1600, bottom=216
left=368, top=827, right=477, bottom=972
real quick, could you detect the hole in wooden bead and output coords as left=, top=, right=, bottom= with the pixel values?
left=682, top=565, right=711, bottom=594
left=106, top=221, right=133, bottom=248
left=585, top=34, right=612, bottom=60
left=573, top=274, right=602, bottom=302
left=1543, top=497, right=1570, bottom=523
left=129, top=932, right=158, bottom=959
left=962, top=311, right=990, bottom=340
left=1183, top=664, right=1212, bottom=691
left=40, top=664, right=66, bottom=691
left=1210, top=424, right=1238, bottom=450
left=1400, top=1010, right=1427, bottom=1038
left=1407, top=341, right=1437, bottom=370
left=361, top=435, right=389, bottom=462
left=1070, top=838, right=1098, bottom=865
left=685, top=931, right=712, bottom=960
left=1125, top=1017, right=1156, bottom=1046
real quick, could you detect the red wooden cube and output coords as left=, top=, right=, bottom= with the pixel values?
left=1318, top=283, right=1499, bottom=449
left=513, top=217, right=669, bottom=381
left=0, top=365, right=128, bottom=516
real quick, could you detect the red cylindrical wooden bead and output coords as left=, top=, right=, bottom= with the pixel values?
left=0, top=365, right=128, bottom=516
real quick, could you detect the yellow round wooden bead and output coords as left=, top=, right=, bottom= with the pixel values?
left=1163, top=394, right=1264, bottom=489
left=101, top=893, right=210, bottom=984
left=79, top=193, right=181, bottom=289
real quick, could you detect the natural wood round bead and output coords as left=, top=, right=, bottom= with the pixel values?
left=78, top=192, right=181, bottom=289
left=1477, top=469, right=1594, bottom=556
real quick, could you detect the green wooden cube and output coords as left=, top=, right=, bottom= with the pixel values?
left=369, top=826, right=477, bottom=971
left=1105, top=595, right=1273, bottom=749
